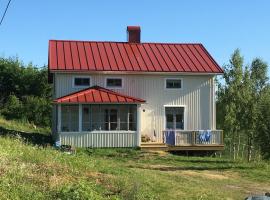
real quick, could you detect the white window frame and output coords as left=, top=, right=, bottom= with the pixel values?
left=164, top=78, right=183, bottom=90
left=105, top=77, right=124, bottom=89
left=163, top=105, right=187, bottom=130
left=72, top=75, right=91, bottom=88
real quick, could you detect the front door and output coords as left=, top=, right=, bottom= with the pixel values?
left=165, top=107, right=184, bottom=130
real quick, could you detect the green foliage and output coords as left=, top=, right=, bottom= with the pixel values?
left=217, top=49, right=270, bottom=160
left=0, top=57, right=52, bottom=127
left=22, top=96, right=51, bottom=126
left=256, top=86, right=270, bottom=159
left=53, top=181, right=105, bottom=200
left=0, top=115, right=50, bottom=135
left=1, top=95, right=24, bottom=119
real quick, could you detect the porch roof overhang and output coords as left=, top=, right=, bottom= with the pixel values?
left=53, top=85, right=146, bottom=104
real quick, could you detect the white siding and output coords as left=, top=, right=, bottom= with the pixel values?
left=54, top=73, right=215, bottom=143
left=60, top=131, right=137, bottom=148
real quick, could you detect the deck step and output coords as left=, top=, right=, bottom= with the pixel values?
left=141, top=142, right=166, bottom=146
left=141, top=142, right=168, bottom=151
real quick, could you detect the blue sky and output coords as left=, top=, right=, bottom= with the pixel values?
left=0, top=0, right=269, bottom=71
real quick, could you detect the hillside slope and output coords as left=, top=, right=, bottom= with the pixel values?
left=0, top=118, right=270, bottom=200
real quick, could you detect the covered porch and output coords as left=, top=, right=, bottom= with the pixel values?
left=54, top=86, right=145, bottom=148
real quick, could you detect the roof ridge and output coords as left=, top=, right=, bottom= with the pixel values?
left=49, top=39, right=203, bottom=46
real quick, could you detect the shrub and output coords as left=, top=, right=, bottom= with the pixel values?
left=1, top=95, right=24, bottom=119
left=22, top=95, right=51, bottom=127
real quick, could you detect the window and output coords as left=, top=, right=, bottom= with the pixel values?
left=105, top=108, right=118, bottom=130
left=73, top=76, right=90, bottom=87
left=81, top=105, right=136, bottom=131
left=61, top=105, right=79, bottom=132
left=82, top=105, right=91, bottom=131
left=106, top=78, right=122, bottom=88
left=165, top=79, right=182, bottom=89
left=165, top=107, right=184, bottom=129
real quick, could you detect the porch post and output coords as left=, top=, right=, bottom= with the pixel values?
left=79, top=104, right=82, bottom=132
left=136, top=104, right=141, bottom=147
left=57, top=104, right=61, bottom=132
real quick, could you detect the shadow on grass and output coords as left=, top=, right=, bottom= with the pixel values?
left=128, top=165, right=252, bottom=171
left=175, top=159, right=234, bottom=164
left=0, top=126, right=52, bottom=146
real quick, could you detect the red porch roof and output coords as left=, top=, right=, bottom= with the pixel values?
left=53, top=86, right=146, bottom=104
left=48, top=40, right=223, bottom=74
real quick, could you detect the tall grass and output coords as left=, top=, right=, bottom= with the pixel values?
left=0, top=115, right=50, bottom=134
left=0, top=118, right=270, bottom=199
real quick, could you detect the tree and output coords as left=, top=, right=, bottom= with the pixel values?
left=217, top=49, right=270, bottom=160
left=218, top=49, right=244, bottom=159
left=256, top=86, right=270, bottom=159
left=0, top=57, right=52, bottom=128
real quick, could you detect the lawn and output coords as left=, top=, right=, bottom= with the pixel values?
left=0, top=118, right=270, bottom=200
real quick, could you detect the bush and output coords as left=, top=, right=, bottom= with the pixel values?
left=22, top=96, right=51, bottom=127
left=1, top=95, right=24, bottom=119
left=1, top=95, right=51, bottom=127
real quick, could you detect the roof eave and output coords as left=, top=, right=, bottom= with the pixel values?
left=48, top=70, right=224, bottom=75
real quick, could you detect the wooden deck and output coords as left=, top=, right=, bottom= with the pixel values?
left=140, top=142, right=224, bottom=151
left=141, top=130, right=224, bottom=151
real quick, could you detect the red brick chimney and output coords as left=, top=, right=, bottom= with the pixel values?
left=127, top=26, right=141, bottom=43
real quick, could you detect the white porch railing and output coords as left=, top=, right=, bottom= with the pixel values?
left=59, top=131, right=137, bottom=148
left=163, top=130, right=223, bottom=146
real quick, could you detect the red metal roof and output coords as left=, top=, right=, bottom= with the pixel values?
left=54, top=86, right=146, bottom=104
left=48, top=40, right=223, bottom=74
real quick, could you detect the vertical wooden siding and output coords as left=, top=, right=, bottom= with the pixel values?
left=55, top=73, right=215, bottom=142
left=60, top=131, right=137, bottom=147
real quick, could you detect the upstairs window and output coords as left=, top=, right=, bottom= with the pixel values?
left=165, top=78, right=182, bottom=89
left=106, top=78, right=123, bottom=88
left=73, top=76, right=90, bottom=87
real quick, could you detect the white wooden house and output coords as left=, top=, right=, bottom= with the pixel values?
left=48, top=26, right=224, bottom=150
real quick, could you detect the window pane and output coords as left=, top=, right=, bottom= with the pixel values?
left=110, top=122, right=118, bottom=130
left=166, top=114, right=174, bottom=129
left=107, top=78, right=122, bottom=87
left=166, top=79, right=181, bottom=89
left=120, top=122, right=128, bottom=130
left=128, top=105, right=137, bottom=131
left=110, top=109, right=118, bottom=123
left=175, top=114, right=183, bottom=129
left=82, top=105, right=91, bottom=131
left=86, top=105, right=137, bottom=131
left=74, top=77, right=90, bottom=86
left=61, top=105, right=79, bottom=132
left=165, top=107, right=184, bottom=129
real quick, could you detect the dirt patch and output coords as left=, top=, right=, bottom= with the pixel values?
left=181, top=170, right=229, bottom=180
left=148, top=151, right=169, bottom=156
left=49, top=174, right=73, bottom=188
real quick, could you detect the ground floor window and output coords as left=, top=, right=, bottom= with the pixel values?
left=82, top=105, right=137, bottom=131
left=61, top=105, right=79, bottom=132
left=165, top=107, right=184, bottom=129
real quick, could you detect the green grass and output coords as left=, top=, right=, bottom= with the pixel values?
left=0, top=115, right=50, bottom=134
left=0, top=119, right=270, bottom=199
